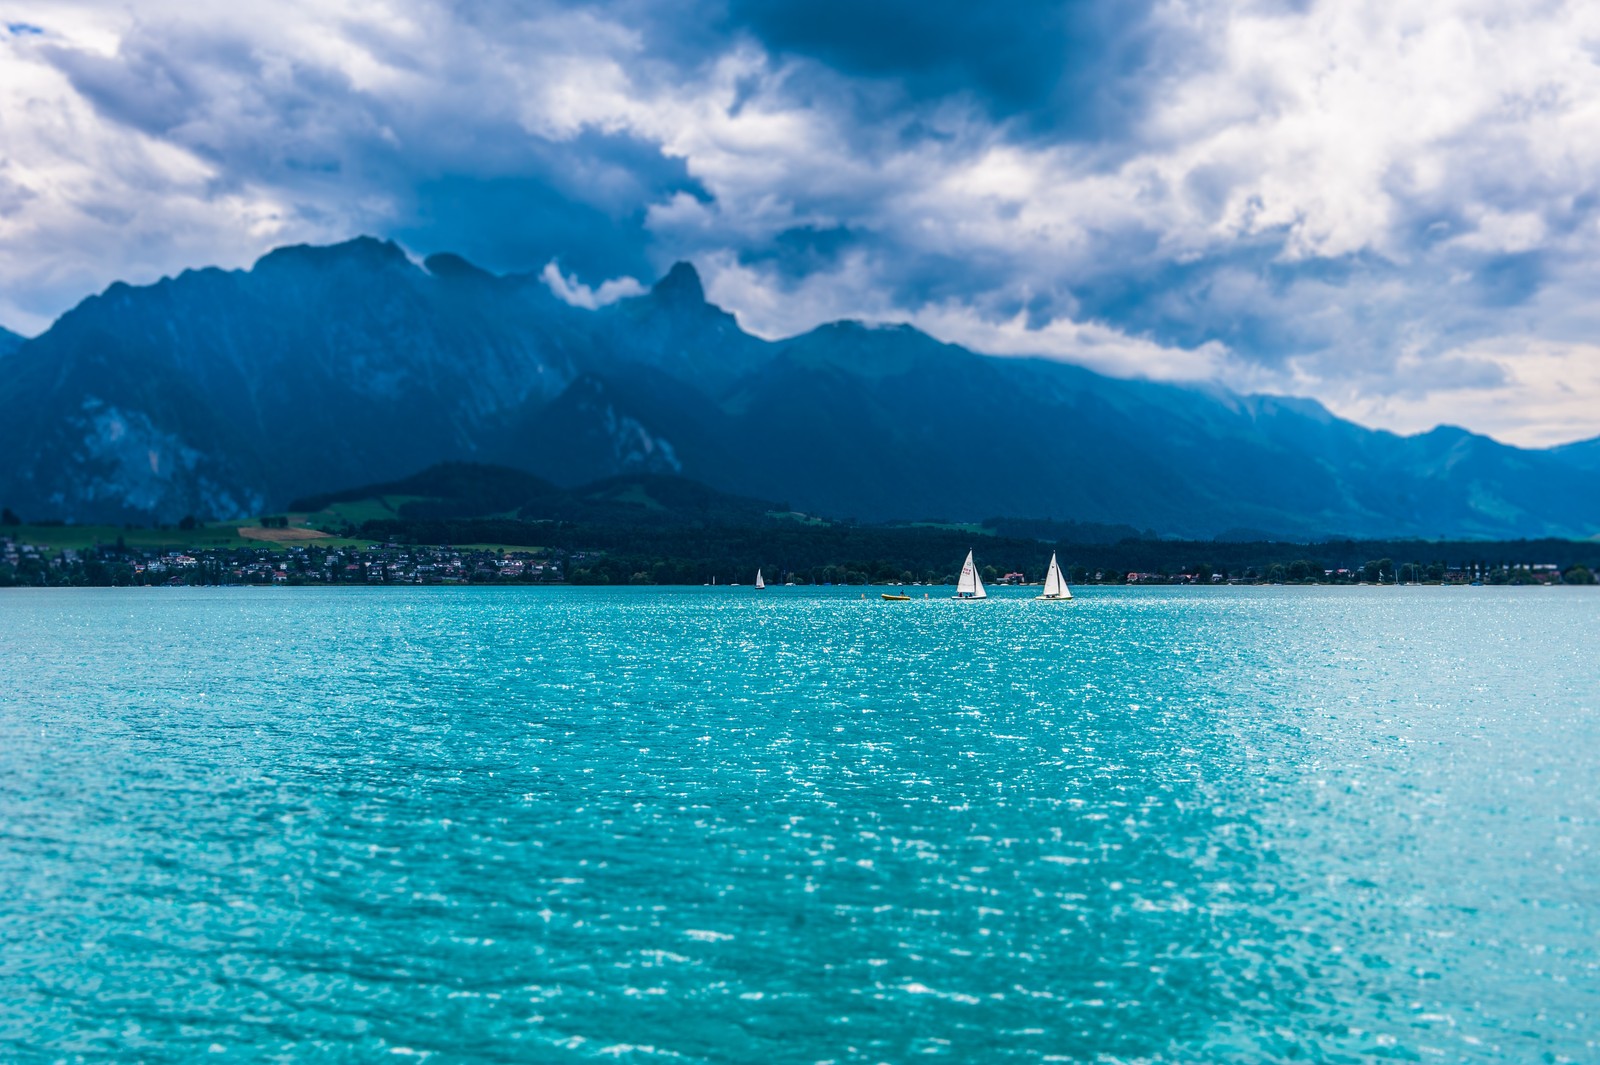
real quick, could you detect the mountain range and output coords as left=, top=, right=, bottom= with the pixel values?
left=0, top=236, right=1595, bottom=539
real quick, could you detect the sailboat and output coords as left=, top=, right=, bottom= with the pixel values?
left=1035, top=552, right=1073, bottom=601
left=952, top=550, right=988, bottom=600
left=754, top=569, right=766, bottom=590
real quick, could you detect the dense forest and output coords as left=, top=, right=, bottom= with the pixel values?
left=302, top=464, right=1599, bottom=584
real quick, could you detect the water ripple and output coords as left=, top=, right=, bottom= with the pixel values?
left=1, top=586, right=1596, bottom=1062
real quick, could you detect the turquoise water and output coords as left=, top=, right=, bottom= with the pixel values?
left=1, top=586, right=1596, bottom=1063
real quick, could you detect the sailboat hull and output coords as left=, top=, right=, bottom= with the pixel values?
left=1034, top=595, right=1073, bottom=601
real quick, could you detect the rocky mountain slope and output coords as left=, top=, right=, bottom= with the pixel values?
left=0, top=237, right=1594, bottom=539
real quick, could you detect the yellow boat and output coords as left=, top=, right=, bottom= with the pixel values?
left=881, top=590, right=912, bottom=601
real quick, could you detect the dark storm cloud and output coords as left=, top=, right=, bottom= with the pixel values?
left=25, top=0, right=1190, bottom=314
left=722, top=0, right=1170, bottom=139
left=34, top=10, right=709, bottom=287
left=391, top=127, right=709, bottom=282
left=735, top=225, right=859, bottom=279
left=387, top=134, right=706, bottom=285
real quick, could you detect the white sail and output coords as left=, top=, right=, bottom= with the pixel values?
left=755, top=569, right=765, bottom=590
left=954, top=550, right=987, bottom=599
left=1038, top=552, right=1072, bottom=600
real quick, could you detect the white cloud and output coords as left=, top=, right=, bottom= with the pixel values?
left=0, top=4, right=366, bottom=330
left=911, top=303, right=1236, bottom=383
left=699, top=247, right=1235, bottom=383
left=1318, top=338, right=1600, bottom=448
left=539, top=260, right=644, bottom=308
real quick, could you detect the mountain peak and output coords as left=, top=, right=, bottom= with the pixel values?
left=423, top=252, right=493, bottom=281
left=652, top=261, right=705, bottom=305
left=254, top=236, right=412, bottom=275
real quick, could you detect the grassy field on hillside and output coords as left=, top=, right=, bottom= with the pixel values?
left=303, top=495, right=424, bottom=528
left=4, top=524, right=255, bottom=551
left=3, top=522, right=374, bottom=553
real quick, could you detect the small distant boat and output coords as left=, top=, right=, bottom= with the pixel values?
left=1035, top=552, right=1073, bottom=601
left=755, top=569, right=766, bottom=590
left=881, top=588, right=912, bottom=601
left=952, top=550, right=987, bottom=600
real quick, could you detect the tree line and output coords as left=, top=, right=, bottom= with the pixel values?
left=354, top=516, right=1600, bottom=586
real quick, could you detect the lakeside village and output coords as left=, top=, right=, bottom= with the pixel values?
left=2, top=533, right=1595, bottom=588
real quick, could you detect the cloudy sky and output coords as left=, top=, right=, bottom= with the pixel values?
left=2, top=0, right=1598, bottom=446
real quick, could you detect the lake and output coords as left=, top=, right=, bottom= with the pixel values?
left=1, top=585, right=1596, bottom=1062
